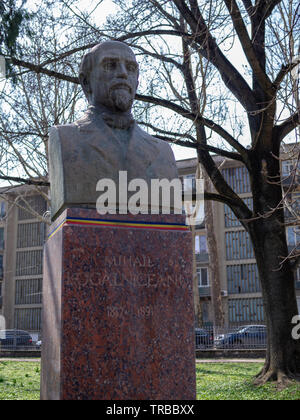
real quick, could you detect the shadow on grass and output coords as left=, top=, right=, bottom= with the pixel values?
left=196, top=364, right=261, bottom=379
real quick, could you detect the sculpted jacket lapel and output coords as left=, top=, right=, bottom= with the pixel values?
left=74, top=109, right=170, bottom=184
left=75, top=109, right=126, bottom=174
left=127, top=124, right=160, bottom=180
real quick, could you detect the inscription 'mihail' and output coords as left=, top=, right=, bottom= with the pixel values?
left=104, top=255, right=155, bottom=268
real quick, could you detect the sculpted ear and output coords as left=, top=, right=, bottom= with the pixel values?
left=79, top=73, right=92, bottom=99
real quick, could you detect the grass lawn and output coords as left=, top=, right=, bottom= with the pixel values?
left=196, top=363, right=300, bottom=400
left=0, top=360, right=300, bottom=400
left=0, top=361, right=40, bottom=400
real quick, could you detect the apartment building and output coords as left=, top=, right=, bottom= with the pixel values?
left=178, top=151, right=300, bottom=326
left=0, top=150, right=299, bottom=336
left=0, top=187, right=47, bottom=340
left=0, top=200, right=6, bottom=314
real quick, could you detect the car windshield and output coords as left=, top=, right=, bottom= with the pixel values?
left=237, top=327, right=248, bottom=333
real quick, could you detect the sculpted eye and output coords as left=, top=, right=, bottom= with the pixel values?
left=127, top=63, right=137, bottom=72
left=103, top=61, right=116, bottom=71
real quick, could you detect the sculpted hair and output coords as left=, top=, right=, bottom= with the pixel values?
left=79, top=45, right=101, bottom=100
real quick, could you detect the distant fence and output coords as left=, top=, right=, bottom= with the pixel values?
left=1, top=325, right=267, bottom=354
left=195, top=325, right=267, bottom=350
left=0, top=329, right=41, bottom=352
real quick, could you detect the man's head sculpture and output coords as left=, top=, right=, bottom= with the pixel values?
left=79, top=41, right=139, bottom=113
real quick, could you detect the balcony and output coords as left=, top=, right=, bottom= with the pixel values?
left=198, top=286, right=211, bottom=297
left=196, top=252, right=209, bottom=263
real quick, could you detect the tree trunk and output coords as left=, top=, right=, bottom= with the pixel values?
left=204, top=174, right=225, bottom=327
left=191, top=219, right=202, bottom=327
left=249, top=177, right=300, bottom=385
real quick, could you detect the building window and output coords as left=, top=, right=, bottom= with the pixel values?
left=14, top=308, right=42, bottom=331
left=228, top=298, right=264, bottom=324
left=197, top=267, right=209, bottom=287
left=183, top=174, right=196, bottom=193
left=224, top=197, right=253, bottom=228
left=225, top=230, right=254, bottom=260
left=17, top=223, right=46, bottom=249
left=17, top=195, right=47, bottom=221
left=0, top=227, right=4, bottom=249
left=296, top=268, right=300, bottom=290
left=282, top=160, right=300, bottom=178
left=15, top=278, right=42, bottom=305
left=195, top=235, right=207, bottom=254
left=227, top=264, right=261, bottom=294
left=284, top=193, right=300, bottom=220
left=286, top=226, right=300, bottom=247
left=202, top=301, right=209, bottom=323
left=222, top=166, right=251, bottom=194
left=0, top=255, right=3, bottom=279
left=0, top=202, right=6, bottom=219
left=15, top=250, right=43, bottom=277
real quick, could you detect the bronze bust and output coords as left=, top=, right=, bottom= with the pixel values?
left=49, top=41, right=178, bottom=220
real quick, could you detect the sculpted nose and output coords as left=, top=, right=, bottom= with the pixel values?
left=117, top=62, right=128, bottom=78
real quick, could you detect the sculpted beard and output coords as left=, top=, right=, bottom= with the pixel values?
left=110, top=88, right=133, bottom=112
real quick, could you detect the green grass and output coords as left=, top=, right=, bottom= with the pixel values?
left=0, top=361, right=40, bottom=400
left=0, top=360, right=300, bottom=400
left=196, top=363, right=300, bottom=400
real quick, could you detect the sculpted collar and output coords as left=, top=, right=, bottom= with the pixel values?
left=89, top=105, right=135, bottom=130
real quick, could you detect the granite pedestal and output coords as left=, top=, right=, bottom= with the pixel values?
left=41, top=208, right=196, bottom=400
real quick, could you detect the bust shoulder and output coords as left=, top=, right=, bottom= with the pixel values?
left=134, top=124, right=173, bottom=152
left=49, top=111, right=95, bottom=143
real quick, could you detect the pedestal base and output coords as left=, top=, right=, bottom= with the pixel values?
left=41, top=209, right=196, bottom=400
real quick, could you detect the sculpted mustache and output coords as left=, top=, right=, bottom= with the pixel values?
left=109, top=83, right=132, bottom=94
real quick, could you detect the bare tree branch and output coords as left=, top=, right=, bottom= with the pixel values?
left=275, top=112, right=300, bottom=141
left=0, top=175, right=49, bottom=186
left=172, top=0, right=258, bottom=113
left=224, top=0, right=272, bottom=91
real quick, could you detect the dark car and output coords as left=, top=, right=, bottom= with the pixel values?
left=0, top=330, right=33, bottom=349
left=215, top=325, right=267, bottom=349
left=195, top=328, right=214, bottom=349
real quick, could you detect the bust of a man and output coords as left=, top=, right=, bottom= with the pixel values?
left=49, top=41, right=178, bottom=220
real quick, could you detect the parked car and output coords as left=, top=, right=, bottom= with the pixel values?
left=195, top=328, right=214, bottom=349
left=215, top=325, right=267, bottom=349
left=0, top=330, right=33, bottom=349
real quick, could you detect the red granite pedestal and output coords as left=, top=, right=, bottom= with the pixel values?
left=41, top=208, right=196, bottom=400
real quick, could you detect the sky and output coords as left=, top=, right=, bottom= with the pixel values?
left=22, top=0, right=198, bottom=161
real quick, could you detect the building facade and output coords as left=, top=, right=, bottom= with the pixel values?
left=178, top=153, right=300, bottom=326
left=0, top=188, right=47, bottom=340
left=0, top=152, right=299, bottom=336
